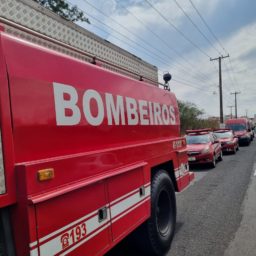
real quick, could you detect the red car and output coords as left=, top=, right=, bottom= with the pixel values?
left=186, top=129, right=222, bottom=168
left=213, top=129, right=239, bottom=154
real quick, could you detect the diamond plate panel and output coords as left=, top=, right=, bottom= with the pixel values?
left=0, top=0, right=158, bottom=85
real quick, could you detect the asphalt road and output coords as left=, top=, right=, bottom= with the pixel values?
left=107, top=140, right=256, bottom=256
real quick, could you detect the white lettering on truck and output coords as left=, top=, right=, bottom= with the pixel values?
left=53, top=82, right=177, bottom=126
left=83, top=89, right=104, bottom=126
left=53, top=83, right=81, bottom=125
left=105, top=93, right=125, bottom=125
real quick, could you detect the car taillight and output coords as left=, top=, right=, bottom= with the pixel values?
left=0, top=130, right=6, bottom=194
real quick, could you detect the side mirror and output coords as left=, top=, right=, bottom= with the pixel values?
left=214, top=140, right=219, bottom=144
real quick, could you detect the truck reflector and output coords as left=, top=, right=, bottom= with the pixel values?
left=37, top=168, right=55, bottom=181
left=0, top=130, right=6, bottom=194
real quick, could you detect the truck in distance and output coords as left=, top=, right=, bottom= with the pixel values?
left=225, top=118, right=252, bottom=146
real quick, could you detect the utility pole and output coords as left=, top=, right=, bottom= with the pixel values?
left=210, top=54, right=229, bottom=124
left=230, top=91, right=241, bottom=118
left=227, top=105, right=234, bottom=119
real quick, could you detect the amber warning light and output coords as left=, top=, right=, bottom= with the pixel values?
left=37, top=168, right=55, bottom=181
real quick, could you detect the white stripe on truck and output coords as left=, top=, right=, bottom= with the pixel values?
left=30, top=183, right=151, bottom=255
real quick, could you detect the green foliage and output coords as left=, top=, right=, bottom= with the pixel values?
left=34, top=0, right=90, bottom=23
left=178, top=100, right=219, bottom=134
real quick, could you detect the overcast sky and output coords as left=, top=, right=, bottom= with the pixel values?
left=71, top=0, right=256, bottom=119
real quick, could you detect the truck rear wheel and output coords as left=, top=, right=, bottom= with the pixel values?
left=134, top=170, right=176, bottom=255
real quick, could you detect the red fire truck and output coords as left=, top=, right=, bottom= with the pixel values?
left=0, top=1, right=194, bottom=255
left=225, top=118, right=252, bottom=146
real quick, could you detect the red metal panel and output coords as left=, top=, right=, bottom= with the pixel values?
left=35, top=181, right=110, bottom=256
left=107, top=166, right=149, bottom=241
left=1, top=33, right=180, bottom=164
left=20, top=146, right=176, bottom=199
left=11, top=165, right=38, bottom=256
left=0, top=29, right=193, bottom=255
left=66, top=231, right=111, bottom=256
left=177, top=174, right=190, bottom=192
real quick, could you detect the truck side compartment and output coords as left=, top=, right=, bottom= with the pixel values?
left=0, top=31, right=191, bottom=255
left=0, top=0, right=194, bottom=255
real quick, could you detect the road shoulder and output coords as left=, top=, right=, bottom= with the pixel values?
left=224, top=162, right=256, bottom=256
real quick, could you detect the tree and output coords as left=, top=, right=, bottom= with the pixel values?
left=178, top=101, right=203, bottom=133
left=34, top=0, right=90, bottom=23
left=178, top=100, right=219, bottom=134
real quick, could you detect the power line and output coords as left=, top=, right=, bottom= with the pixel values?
left=118, top=2, right=219, bottom=85
left=85, top=14, right=214, bottom=90
left=188, top=0, right=228, bottom=55
left=82, top=0, right=182, bottom=65
left=187, top=0, right=238, bottom=98
left=173, top=78, right=210, bottom=91
left=172, top=0, right=223, bottom=55
left=162, top=73, right=225, bottom=95
left=66, top=1, right=184, bottom=68
left=158, top=68, right=216, bottom=93
left=144, top=0, right=211, bottom=58
left=222, top=61, right=238, bottom=92
left=172, top=79, right=214, bottom=94
left=86, top=22, right=175, bottom=67
left=66, top=0, right=234, bottom=105
left=82, top=0, right=218, bottom=85
left=187, top=2, right=235, bottom=104
left=172, top=76, right=234, bottom=106
left=78, top=0, right=220, bottom=88
left=86, top=23, right=167, bottom=66
left=227, top=58, right=240, bottom=89
left=220, top=61, right=242, bottom=105
left=187, top=0, right=239, bottom=90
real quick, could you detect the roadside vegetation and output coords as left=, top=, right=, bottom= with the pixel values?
left=178, top=100, right=219, bottom=134
left=34, top=0, right=90, bottom=23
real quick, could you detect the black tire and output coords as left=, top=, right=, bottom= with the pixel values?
left=210, top=155, right=216, bottom=168
left=218, top=151, right=223, bottom=161
left=134, top=171, right=176, bottom=256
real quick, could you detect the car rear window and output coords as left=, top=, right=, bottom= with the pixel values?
left=186, top=134, right=210, bottom=144
left=214, top=131, right=233, bottom=138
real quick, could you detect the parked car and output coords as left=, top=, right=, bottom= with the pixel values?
left=225, top=118, right=252, bottom=145
left=213, top=129, right=239, bottom=154
left=186, top=129, right=222, bottom=168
